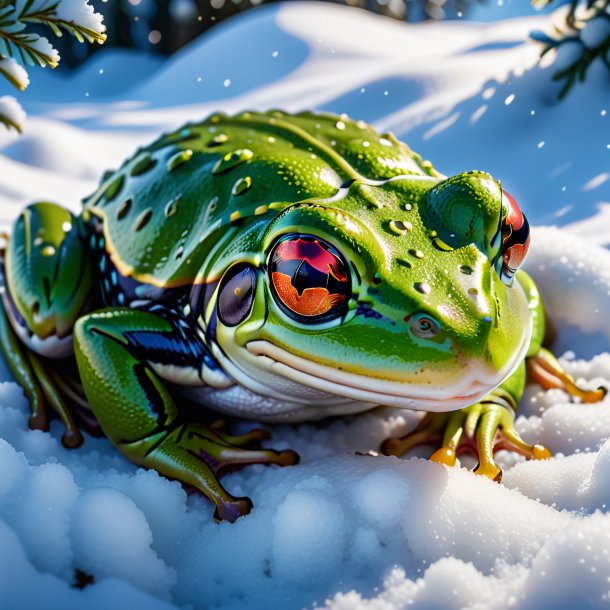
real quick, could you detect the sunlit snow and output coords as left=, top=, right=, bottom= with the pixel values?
left=0, top=2, right=609, bottom=609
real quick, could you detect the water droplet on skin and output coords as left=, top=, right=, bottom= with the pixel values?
left=212, top=149, right=254, bottom=175
left=164, top=196, right=180, bottom=218
left=167, top=149, right=193, bottom=172
left=388, top=220, right=412, bottom=235
left=232, top=176, right=252, bottom=196
left=409, top=249, right=425, bottom=259
left=208, top=134, right=228, bottom=147
left=41, top=245, right=55, bottom=257
left=130, top=153, right=157, bottom=176
left=414, top=282, right=431, bottom=295
left=117, top=198, right=133, bottom=220
left=104, top=175, right=124, bottom=202
left=62, top=221, right=72, bottom=233
left=135, top=208, right=153, bottom=232
left=362, top=141, right=370, bottom=147
left=460, top=265, right=473, bottom=275
left=405, top=203, right=413, bottom=211
left=335, top=121, right=346, bottom=130
left=33, top=237, right=43, bottom=247
left=432, top=237, right=453, bottom=252
left=267, top=136, right=276, bottom=143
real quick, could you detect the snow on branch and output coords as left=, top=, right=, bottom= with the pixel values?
left=531, top=0, right=610, bottom=98
left=0, top=0, right=106, bottom=131
left=0, top=94, right=25, bottom=131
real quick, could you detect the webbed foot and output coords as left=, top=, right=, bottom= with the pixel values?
left=381, top=398, right=550, bottom=482
left=528, top=347, right=607, bottom=403
left=161, top=421, right=299, bottom=522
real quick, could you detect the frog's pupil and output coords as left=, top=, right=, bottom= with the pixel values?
left=269, top=235, right=349, bottom=321
left=217, top=265, right=257, bottom=327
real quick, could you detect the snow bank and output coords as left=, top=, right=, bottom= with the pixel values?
left=1, top=2, right=610, bottom=609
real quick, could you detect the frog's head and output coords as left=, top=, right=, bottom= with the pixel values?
left=205, top=170, right=532, bottom=415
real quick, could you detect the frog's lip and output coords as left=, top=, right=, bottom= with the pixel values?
left=245, top=340, right=523, bottom=412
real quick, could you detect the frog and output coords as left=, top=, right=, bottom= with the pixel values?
left=0, top=110, right=604, bottom=522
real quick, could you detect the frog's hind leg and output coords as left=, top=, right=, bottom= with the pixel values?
left=0, top=203, right=94, bottom=446
left=74, top=308, right=299, bottom=522
left=527, top=347, right=606, bottom=403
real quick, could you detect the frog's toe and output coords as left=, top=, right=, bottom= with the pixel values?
left=497, top=425, right=552, bottom=461
left=186, top=423, right=299, bottom=476
left=473, top=461, right=503, bottom=482
left=214, top=496, right=253, bottom=523
left=528, top=347, right=607, bottom=403
left=429, top=446, right=457, bottom=467
left=380, top=413, right=447, bottom=457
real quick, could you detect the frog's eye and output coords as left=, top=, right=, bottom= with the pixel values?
left=408, top=313, right=440, bottom=339
left=217, top=264, right=258, bottom=327
left=268, top=234, right=350, bottom=322
left=494, top=190, right=530, bottom=286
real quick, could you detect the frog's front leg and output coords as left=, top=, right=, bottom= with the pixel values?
left=73, top=308, right=299, bottom=522
left=0, top=202, right=94, bottom=447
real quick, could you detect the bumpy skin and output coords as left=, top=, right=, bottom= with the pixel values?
left=0, top=111, right=604, bottom=521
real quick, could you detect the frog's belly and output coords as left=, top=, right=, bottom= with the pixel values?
left=180, top=384, right=377, bottom=422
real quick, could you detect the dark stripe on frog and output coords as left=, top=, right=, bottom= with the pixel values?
left=132, top=362, right=168, bottom=426
left=123, top=321, right=219, bottom=372
left=355, top=302, right=383, bottom=320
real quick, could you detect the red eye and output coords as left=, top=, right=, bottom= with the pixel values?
left=498, top=190, right=530, bottom=285
left=269, top=235, right=350, bottom=321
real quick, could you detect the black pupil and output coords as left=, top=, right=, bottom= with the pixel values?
left=218, top=265, right=257, bottom=327
left=269, top=235, right=349, bottom=320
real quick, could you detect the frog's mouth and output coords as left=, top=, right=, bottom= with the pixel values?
left=228, top=333, right=529, bottom=412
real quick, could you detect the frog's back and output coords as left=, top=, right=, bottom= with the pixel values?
left=82, top=111, right=440, bottom=291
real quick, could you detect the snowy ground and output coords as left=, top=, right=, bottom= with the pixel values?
left=1, top=2, right=610, bottom=609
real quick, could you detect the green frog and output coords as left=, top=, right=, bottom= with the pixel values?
left=0, top=111, right=604, bottom=522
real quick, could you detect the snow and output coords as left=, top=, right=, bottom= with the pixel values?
left=54, top=0, right=105, bottom=35
left=0, top=57, right=29, bottom=91
left=0, top=96, right=26, bottom=132
left=1, top=2, right=610, bottom=609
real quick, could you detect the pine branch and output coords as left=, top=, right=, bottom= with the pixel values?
left=23, top=11, right=106, bottom=45
left=531, top=0, right=610, bottom=98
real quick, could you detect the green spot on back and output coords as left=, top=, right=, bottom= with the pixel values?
left=131, top=153, right=157, bottom=176
left=116, top=198, right=132, bottom=220
left=232, top=176, right=252, bottom=196
left=164, top=196, right=181, bottom=218
left=167, top=149, right=193, bottom=172
left=212, top=149, right=253, bottom=175
left=104, top=175, right=124, bottom=202
left=135, top=208, right=153, bottom=232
